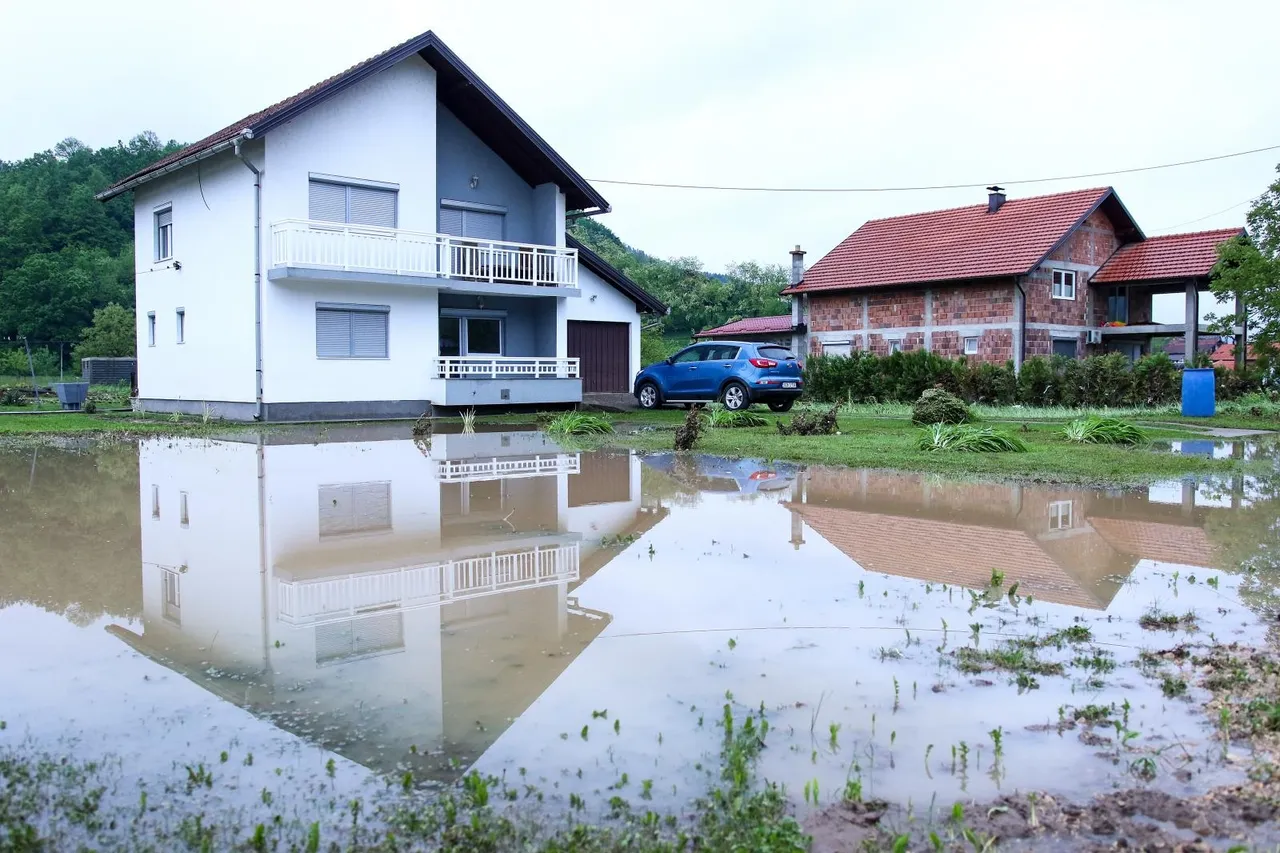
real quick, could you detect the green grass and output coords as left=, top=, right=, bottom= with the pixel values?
left=543, top=411, right=614, bottom=436
left=592, top=409, right=1250, bottom=485
left=917, top=423, right=1028, bottom=453
left=0, top=412, right=244, bottom=438
left=703, top=404, right=767, bottom=429
left=1062, top=416, right=1148, bottom=446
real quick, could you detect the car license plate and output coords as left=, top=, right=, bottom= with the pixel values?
left=781, top=382, right=797, bottom=389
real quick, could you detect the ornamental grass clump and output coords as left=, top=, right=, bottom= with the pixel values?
left=1062, top=416, right=1147, bottom=446
left=910, top=388, right=971, bottom=425
left=545, top=411, right=614, bottom=436
left=702, top=403, right=767, bottom=428
left=917, top=423, right=1028, bottom=453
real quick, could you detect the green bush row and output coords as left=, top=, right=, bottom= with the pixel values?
left=0, top=347, right=61, bottom=378
left=804, top=350, right=1263, bottom=407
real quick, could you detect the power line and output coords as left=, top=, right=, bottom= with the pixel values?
left=588, top=143, right=1280, bottom=193
left=1150, top=196, right=1255, bottom=233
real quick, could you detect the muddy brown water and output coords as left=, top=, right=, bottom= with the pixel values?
left=3, top=429, right=1280, bottom=834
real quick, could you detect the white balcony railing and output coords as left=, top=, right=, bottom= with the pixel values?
left=270, top=219, right=578, bottom=288
left=276, top=542, right=580, bottom=625
left=432, top=356, right=580, bottom=379
left=437, top=454, right=581, bottom=483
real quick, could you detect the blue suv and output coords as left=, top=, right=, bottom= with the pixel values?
left=633, top=341, right=804, bottom=412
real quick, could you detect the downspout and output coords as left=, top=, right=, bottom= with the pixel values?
left=232, top=131, right=265, bottom=421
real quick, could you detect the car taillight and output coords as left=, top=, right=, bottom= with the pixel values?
left=748, top=357, right=777, bottom=368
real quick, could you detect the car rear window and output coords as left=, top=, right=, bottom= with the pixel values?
left=757, top=346, right=795, bottom=360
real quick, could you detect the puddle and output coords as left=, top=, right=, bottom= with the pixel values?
left=3, top=432, right=1280, bottom=837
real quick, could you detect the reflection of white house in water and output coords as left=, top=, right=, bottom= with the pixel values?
left=110, top=430, right=662, bottom=776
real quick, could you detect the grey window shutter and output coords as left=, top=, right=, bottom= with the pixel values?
left=156, top=209, right=172, bottom=228
left=316, top=309, right=351, bottom=357
left=318, top=482, right=391, bottom=536
left=347, top=186, right=397, bottom=228
left=463, top=210, right=504, bottom=241
left=439, top=206, right=464, bottom=236
left=309, top=181, right=347, bottom=222
left=351, top=311, right=388, bottom=357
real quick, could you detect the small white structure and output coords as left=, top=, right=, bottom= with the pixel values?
left=99, top=31, right=665, bottom=421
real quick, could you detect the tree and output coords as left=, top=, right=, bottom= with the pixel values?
left=0, top=247, right=132, bottom=341
left=73, top=303, right=136, bottom=361
left=1209, top=164, right=1280, bottom=348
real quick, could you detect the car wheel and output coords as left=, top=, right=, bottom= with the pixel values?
left=768, top=400, right=794, bottom=413
left=637, top=382, right=661, bottom=410
left=721, top=382, right=750, bottom=412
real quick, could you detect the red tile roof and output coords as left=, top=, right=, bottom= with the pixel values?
left=1092, top=228, right=1244, bottom=283
left=1088, top=518, right=1218, bottom=569
left=1209, top=342, right=1266, bottom=367
left=784, top=187, right=1124, bottom=294
left=693, top=315, right=793, bottom=339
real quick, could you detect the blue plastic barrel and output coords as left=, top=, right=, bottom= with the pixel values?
left=1181, top=368, right=1216, bottom=417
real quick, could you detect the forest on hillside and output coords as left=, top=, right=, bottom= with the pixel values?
left=0, top=134, right=787, bottom=375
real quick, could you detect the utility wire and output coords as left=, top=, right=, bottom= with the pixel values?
left=1150, top=196, right=1256, bottom=233
left=588, top=142, right=1280, bottom=193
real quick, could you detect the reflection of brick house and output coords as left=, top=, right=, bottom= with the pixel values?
left=782, top=187, right=1243, bottom=367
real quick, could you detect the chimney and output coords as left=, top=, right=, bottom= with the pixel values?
left=789, top=245, right=806, bottom=286
left=987, top=185, right=1006, bottom=214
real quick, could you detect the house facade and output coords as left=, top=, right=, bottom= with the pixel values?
left=98, top=31, right=664, bottom=422
left=783, top=187, right=1243, bottom=368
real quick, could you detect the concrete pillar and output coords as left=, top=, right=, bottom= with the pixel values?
left=532, top=183, right=566, bottom=248
left=789, top=246, right=806, bottom=355
left=789, top=245, right=806, bottom=286
left=1235, top=292, right=1247, bottom=372
left=924, top=288, right=934, bottom=351
left=1181, top=480, right=1195, bottom=516
left=1012, top=281, right=1025, bottom=371
left=1185, top=281, right=1199, bottom=364
left=861, top=295, right=870, bottom=351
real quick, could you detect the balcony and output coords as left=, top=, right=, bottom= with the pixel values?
left=436, top=453, right=581, bottom=483
left=269, top=219, right=579, bottom=289
left=429, top=356, right=583, bottom=406
left=276, top=542, right=580, bottom=625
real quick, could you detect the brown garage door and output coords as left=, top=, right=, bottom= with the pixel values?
left=568, top=321, right=630, bottom=393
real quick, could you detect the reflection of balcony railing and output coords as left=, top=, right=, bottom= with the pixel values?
left=270, top=219, right=578, bottom=288
left=277, top=542, right=579, bottom=625
left=432, top=356, right=580, bottom=379
left=437, top=454, right=581, bottom=482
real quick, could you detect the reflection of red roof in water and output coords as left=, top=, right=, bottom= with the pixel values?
left=786, top=504, right=1102, bottom=609
left=1089, top=518, right=1218, bottom=568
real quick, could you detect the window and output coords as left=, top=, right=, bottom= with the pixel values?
left=439, top=202, right=506, bottom=240
left=963, top=336, right=979, bottom=356
left=147, top=312, right=156, bottom=347
left=154, top=207, right=173, bottom=261
left=161, top=569, right=181, bottom=624
left=439, top=314, right=504, bottom=357
left=318, top=482, right=392, bottom=537
left=704, top=344, right=741, bottom=361
left=1051, top=269, right=1076, bottom=300
left=308, top=179, right=397, bottom=228
left=822, top=342, right=852, bottom=357
left=175, top=309, right=185, bottom=344
left=671, top=346, right=710, bottom=364
left=316, top=304, right=390, bottom=358
left=315, top=612, right=405, bottom=666
left=1048, top=500, right=1073, bottom=531
left=179, top=492, right=189, bottom=528
left=151, top=484, right=160, bottom=519
left=1052, top=338, right=1078, bottom=359
left=1107, top=286, right=1129, bottom=323
left=758, top=346, right=796, bottom=361
left=889, top=340, right=903, bottom=354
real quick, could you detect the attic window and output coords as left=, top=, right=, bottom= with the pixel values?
left=1051, top=269, right=1077, bottom=301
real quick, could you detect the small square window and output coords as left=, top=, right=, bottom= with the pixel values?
left=889, top=340, right=903, bottom=354
left=1049, top=500, right=1073, bottom=531
left=180, top=492, right=189, bottom=528
left=176, top=309, right=185, bottom=344
left=1051, top=269, right=1076, bottom=300
left=155, top=207, right=173, bottom=261
left=963, top=336, right=979, bottom=355
left=147, top=312, right=156, bottom=347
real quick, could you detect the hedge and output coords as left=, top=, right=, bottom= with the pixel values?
left=803, top=350, right=1262, bottom=407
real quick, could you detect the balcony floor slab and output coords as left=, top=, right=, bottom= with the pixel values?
left=268, top=265, right=580, bottom=298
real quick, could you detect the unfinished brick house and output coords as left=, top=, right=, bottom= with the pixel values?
left=781, top=186, right=1244, bottom=367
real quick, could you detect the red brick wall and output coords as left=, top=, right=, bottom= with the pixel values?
left=932, top=329, right=1010, bottom=361
left=868, top=291, right=924, bottom=327
left=1029, top=209, right=1121, bottom=326
left=932, top=281, right=1015, bottom=324
left=1045, top=210, right=1121, bottom=267
left=806, top=293, right=863, bottom=334
left=1025, top=328, right=1083, bottom=358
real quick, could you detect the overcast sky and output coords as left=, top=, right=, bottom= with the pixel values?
left=5, top=0, right=1279, bottom=282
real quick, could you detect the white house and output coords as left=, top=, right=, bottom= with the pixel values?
left=98, top=31, right=665, bottom=421
left=110, top=430, right=667, bottom=776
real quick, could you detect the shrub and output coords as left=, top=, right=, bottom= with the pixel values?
left=674, top=405, right=703, bottom=451
left=1079, top=353, right=1132, bottom=407
left=1016, top=356, right=1060, bottom=407
left=545, top=411, right=613, bottom=436
left=72, top=303, right=136, bottom=362
left=1062, top=416, right=1148, bottom=446
left=1217, top=366, right=1263, bottom=401
left=0, top=347, right=59, bottom=378
left=777, top=404, right=841, bottom=436
left=917, top=424, right=1028, bottom=453
left=703, top=404, right=767, bottom=428
left=911, top=388, right=970, bottom=425
left=0, top=387, right=25, bottom=406
left=961, top=361, right=1016, bottom=404
left=1129, top=353, right=1179, bottom=405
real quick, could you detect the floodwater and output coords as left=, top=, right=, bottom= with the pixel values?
left=3, top=429, right=1280, bottom=832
